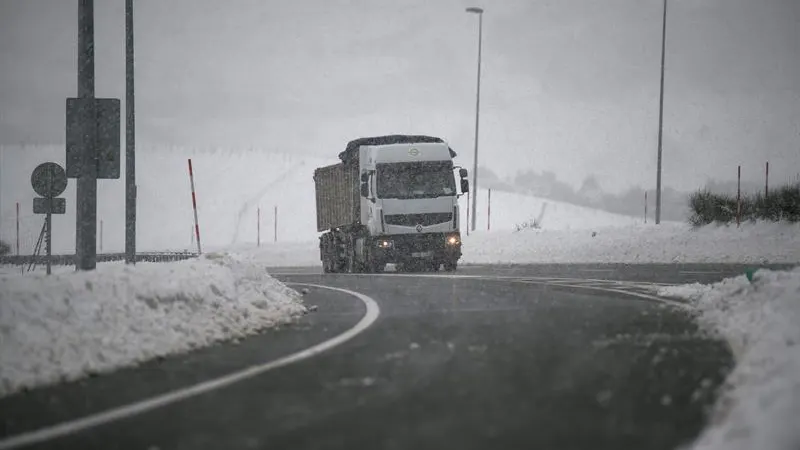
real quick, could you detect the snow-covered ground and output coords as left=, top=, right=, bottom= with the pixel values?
left=464, top=221, right=800, bottom=265
left=227, top=221, right=800, bottom=267
left=0, top=253, right=306, bottom=398
left=660, top=267, right=800, bottom=450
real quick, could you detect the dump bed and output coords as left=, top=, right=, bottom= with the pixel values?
left=314, top=162, right=360, bottom=232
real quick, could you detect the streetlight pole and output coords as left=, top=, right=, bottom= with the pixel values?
left=655, top=0, right=667, bottom=224
left=466, top=6, right=483, bottom=232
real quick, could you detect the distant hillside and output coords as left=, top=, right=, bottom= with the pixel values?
left=0, top=145, right=331, bottom=254
left=466, top=188, right=645, bottom=233
left=478, top=166, right=691, bottom=222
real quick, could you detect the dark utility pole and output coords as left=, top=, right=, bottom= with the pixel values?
left=125, top=0, right=137, bottom=264
left=75, top=0, right=98, bottom=270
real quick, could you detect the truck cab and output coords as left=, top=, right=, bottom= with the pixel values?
left=315, top=135, right=469, bottom=273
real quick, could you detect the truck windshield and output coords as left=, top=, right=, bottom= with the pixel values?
left=376, top=162, right=456, bottom=199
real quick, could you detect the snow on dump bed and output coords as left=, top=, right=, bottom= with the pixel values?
left=0, top=253, right=306, bottom=398
left=659, top=267, right=800, bottom=450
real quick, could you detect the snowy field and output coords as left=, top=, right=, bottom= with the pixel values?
left=660, top=267, right=800, bottom=450
left=223, top=221, right=800, bottom=268
left=0, top=144, right=332, bottom=254
left=0, top=253, right=306, bottom=398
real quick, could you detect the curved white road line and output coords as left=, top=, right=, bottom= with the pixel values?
left=274, top=272, right=685, bottom=307
left=0, top=283, right=380, bottom=450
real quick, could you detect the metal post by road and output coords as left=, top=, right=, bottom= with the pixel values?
left=75, top=0, right=98, bottom=270
left=0, top=146, right=3, bottom=244
left=125, top=0, right=137, bottom=264
left=46, top=165, right=53, bottom=275
left=655, top=0, right=667, bottom=225
left=466, top=6, right=483, bottom=232
left=15, top=202, right=19, bottom=255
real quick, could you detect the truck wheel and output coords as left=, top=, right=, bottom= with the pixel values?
left=444, top=260, right=458, bottom=272
left=371, top=260, right=385, bottom=273
left=322, top=257, right=331, bottom=273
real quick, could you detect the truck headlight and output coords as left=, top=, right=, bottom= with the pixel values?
left=377, top=239, right=393, bottom=248
left=446, top=235, right=460, bottom=245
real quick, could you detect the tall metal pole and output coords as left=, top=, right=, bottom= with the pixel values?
left=125, top=0, right=137, bottom=264
left=466, top=7, right=483, bottom=232
left=75, top=0, right=98, bottom=270
left=15, top=202, right=19, bottom=256
left=655, top=0, right=667, bottom=224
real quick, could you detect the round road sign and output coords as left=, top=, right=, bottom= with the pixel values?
left=31, top=162, right=68, bottom=198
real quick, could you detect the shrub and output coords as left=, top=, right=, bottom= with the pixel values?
left=514, top=218, right=542, bottom=232
left=688, top=182, right=800, bottom=226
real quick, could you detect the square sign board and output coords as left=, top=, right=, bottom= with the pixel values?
left=34, top=197, right=67, bottom=214
left=66, top=97, right=121, bottom=179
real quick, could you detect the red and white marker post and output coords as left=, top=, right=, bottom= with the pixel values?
left=188, top=159, right=202, bottom=254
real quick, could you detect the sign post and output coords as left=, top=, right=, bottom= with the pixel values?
left=31, top=162, right=68, bottom=275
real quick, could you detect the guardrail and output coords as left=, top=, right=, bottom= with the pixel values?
left=0, top=252, right=199, bottom=266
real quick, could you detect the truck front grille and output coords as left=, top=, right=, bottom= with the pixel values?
left=383, top=213, right=453, bottom=227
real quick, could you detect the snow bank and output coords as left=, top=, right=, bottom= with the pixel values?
left=659, top=267, right=800, bottom=450
left=0, top=253, right=306, bottom=398
left=462, top=221, right=800, bottom=264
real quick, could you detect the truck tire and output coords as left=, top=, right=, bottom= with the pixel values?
left=444, top=260, right=458, bottom=272
left=322, top=257, right=331, bottom=273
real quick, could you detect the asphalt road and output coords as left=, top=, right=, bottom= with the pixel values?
left=0, top=263, right=757, bottom=450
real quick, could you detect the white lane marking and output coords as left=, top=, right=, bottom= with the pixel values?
left=577, top=268, right=615, bottom=273
left=518, top=280, right=689, bottom=308
left=678, top=270, right=725, bottom=275
left=0, top=283, right=380, bottom=450
left=276, top=272, right=682, bottom=306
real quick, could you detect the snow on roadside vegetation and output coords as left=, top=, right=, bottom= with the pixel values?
left=659, top=267, right=800, bottom=450
left=0, top=253, right=306, bottom=398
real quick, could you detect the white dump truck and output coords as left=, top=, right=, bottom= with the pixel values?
left=314, top=135, right=469, bottom=273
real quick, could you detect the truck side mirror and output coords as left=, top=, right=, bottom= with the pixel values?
left=459, top=168, right=468, bottom=179
left=461, top=179, right=470, bottom=193
left=360, top=182, right=370, bottom=198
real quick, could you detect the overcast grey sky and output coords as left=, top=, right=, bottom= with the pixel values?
left=1, top=0, right=798, bottom=192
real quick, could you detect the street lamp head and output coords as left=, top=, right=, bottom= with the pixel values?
left=466, top=7, right=484, bottom=14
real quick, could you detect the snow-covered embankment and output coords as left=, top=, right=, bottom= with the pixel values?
left=0, top=253, right=306, bottom=398
left=659, top=267, right=800, bottom=450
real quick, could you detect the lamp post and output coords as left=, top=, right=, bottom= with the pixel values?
left=466, top=6, right=483, bottom=232
left=655, top=0, right=667, bottom=224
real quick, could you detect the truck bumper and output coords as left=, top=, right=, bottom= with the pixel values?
left=371, top=232, right=461, bottom=265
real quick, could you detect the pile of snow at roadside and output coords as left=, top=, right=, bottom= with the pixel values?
left=658, top=267, right=800, bottom=450
left=0, top=253, right=306, bottom=398
left=462, top=221, right=800, bottom=265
